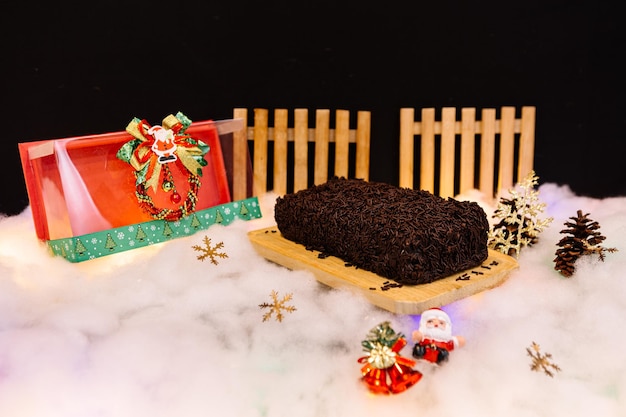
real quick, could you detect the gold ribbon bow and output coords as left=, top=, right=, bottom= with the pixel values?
left=119, top=113, right=209, bottom=192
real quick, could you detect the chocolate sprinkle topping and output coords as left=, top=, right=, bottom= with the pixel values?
left=274, top=177, right=489, bottom=285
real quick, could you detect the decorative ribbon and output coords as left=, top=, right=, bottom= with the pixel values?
left=46, top=197, right=262, bottom=263
left=116, top=112, right=212, bottom=221
left=117, top=112, right=209, bottom=192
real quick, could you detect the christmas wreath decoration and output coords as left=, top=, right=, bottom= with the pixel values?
left=117, top=112, right=209, bottom=221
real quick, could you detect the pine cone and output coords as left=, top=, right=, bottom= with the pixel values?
left=554, top=210, right=617, bottom=277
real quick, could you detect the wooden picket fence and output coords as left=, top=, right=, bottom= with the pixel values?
left=232, top=108, right=371, bottom=200
left=399, top=106, right=536, bottom=198
left=230, top=106, right=535, bottom=201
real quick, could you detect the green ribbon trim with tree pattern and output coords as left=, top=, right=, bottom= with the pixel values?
left=46, top=197, right=262, bottom=263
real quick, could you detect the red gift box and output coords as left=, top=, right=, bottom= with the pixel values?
left=18, top=114, right=260, bottom=262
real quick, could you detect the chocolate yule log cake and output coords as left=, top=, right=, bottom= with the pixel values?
left=274, top=177, right=489, bottom=285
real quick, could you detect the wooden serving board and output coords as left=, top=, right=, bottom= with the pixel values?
left=248, top=227, right=519, bottom=315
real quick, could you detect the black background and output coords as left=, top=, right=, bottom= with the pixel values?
left=2, top=0, right=624, bottom=216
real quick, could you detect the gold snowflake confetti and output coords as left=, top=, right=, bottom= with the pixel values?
left=192, top=236, right=228, bottom=264
left=259, top=290, right=297, bottom=322
left=526, top=341, right=561, bottom=377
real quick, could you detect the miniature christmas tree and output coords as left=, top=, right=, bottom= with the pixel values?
left=104, top=234, right=117, bottom=251
left=488, top=170, right=553, bottom=257
left=239, top=202, right=249, bottom=217
left=74, top=238, right=87, bottom=256
left=190, top=214, right=201, bottom=229
left=135, top=225, right=147, bottom=242
left=554, top=210, right=618, bottom=277
left=163, top=222, right=174, bottom=238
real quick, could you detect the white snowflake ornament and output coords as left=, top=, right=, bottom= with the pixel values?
left=488, top=171, right=553, bottom=257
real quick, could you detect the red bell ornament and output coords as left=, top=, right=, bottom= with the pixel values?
left=358, top=321, right=422, bottom=395
left=361, top=367, right=391, bottom=395
left=387, top=361, right=423, bottom=394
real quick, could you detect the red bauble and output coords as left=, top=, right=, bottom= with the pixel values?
left=170, top=192, right=182, bottom=204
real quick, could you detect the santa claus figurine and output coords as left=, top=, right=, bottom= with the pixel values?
left=149, top=125, right=178, bottom=164
left=411, top=308, right=465, bottom=365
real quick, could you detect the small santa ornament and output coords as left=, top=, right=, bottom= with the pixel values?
left=149, top=125, right=178, bottom=163
left=411, top=308, right=465, bottom=365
